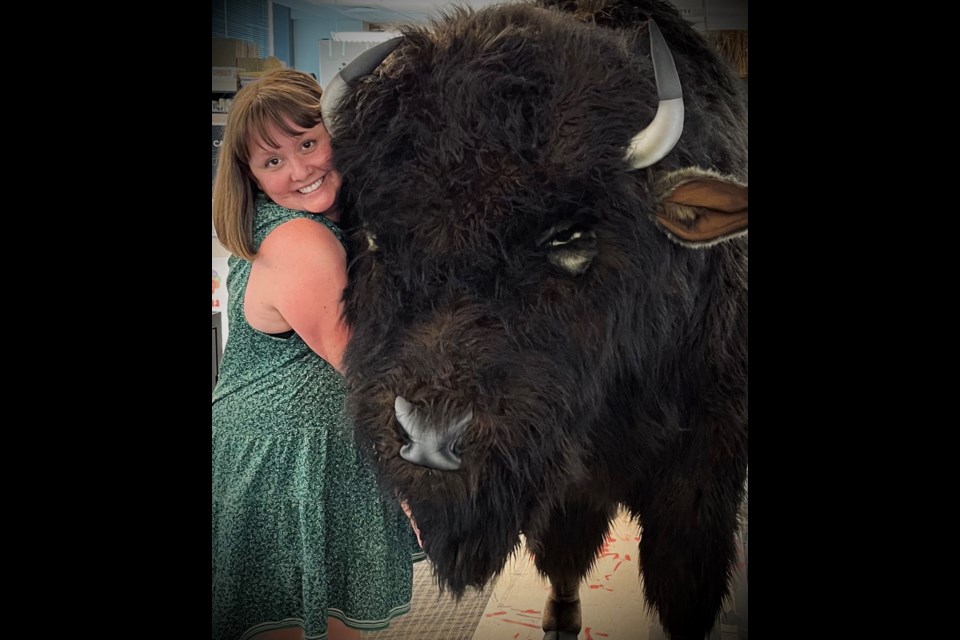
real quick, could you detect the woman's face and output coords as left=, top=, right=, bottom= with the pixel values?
left=246, top=118, right=342, bottom=217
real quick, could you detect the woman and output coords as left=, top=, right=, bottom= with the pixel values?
left=212, top=68, right=424, bottom=640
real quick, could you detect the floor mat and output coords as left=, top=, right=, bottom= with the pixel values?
left=362, top=559, right=495, bottom=640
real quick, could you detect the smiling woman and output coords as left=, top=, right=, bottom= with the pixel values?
left=211, top=67, right=424, bottom=640
left=246, top=119, right=343, bottom=219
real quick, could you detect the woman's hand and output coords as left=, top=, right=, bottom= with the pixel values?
left=400, top=499, right=423, bottom=549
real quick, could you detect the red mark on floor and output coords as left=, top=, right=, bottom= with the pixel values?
left=503, top=619, right=541, bottom=629
left=625, top=554, right=631, bottom=561
left=485, top=611, right=507, bottom=617
left=512, top=610, right=539, bottom=620
left=584, top=628, right=610, bottom=639
left=518, top=609, right=540, bottom=614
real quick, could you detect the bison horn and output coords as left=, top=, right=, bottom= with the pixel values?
left=395, top=396, right=473, bottom=472
left=320, top=36, right=404, bottom=138
left=624, top=20, right=684, bottom=169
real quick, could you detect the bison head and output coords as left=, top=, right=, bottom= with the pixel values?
left=327, top=0, right=747, bottom=596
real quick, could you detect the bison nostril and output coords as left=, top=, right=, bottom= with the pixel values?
left=395, top=396, right=473, bottom=471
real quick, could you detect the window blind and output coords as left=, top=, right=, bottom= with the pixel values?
left=212, top=0, right=270, bottom=59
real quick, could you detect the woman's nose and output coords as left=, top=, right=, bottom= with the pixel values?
left=288, top=156, right=309, bottom=182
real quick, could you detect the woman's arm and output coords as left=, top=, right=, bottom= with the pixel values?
left=245, top=217, right=351, bottom=372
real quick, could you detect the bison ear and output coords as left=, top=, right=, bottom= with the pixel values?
left=652, top=168, right=747, bottom=247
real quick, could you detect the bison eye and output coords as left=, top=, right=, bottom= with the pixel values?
left=538, top=223, right=598, bottom=276
left=549, top=229, right=587, bottom=246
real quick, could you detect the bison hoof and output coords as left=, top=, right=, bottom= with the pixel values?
left=543, top=591, right=581, bottom=635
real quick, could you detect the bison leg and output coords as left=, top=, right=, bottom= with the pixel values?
left=634, top=472, right=744, bottom=640
left=532, top=500, right=617, bottom=640
left=541, top=579, right=580, bottom=640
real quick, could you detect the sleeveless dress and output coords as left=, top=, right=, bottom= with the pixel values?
left=212, top=195, right=425, bottom=640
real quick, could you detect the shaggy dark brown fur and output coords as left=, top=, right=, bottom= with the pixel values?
left=330, top=2, right=747, bottom=638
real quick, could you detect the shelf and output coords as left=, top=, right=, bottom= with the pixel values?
left=212, top=88, right=234, bottom=124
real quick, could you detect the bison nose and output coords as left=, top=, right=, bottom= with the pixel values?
left=395, top=396, right=472, bottom=471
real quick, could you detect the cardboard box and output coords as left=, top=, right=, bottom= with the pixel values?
left=236, top=57, right=263, bottom=72
left=212, top=67, right=242, bottom=92
left=212, top=38, right=259, bottom=67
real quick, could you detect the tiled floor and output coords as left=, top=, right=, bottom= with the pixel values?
left=470, top=508, right=748, bottom=640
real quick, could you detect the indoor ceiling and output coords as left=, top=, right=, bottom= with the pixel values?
left=301, top=1, right=747, bottom=31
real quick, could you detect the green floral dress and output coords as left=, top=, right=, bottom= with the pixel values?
left=212, top=196, right=425, bottom=640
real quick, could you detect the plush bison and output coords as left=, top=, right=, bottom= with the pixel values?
left=323, top=1, right=748, bottom=638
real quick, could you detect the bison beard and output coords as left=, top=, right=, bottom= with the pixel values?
left=327, top=1, right=748, bottom=639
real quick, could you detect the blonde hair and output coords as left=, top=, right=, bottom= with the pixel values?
left=212, top=68, right=326, bottom=261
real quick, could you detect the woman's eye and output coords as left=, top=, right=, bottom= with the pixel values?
left=302, top=140, right=315, bottom=151
left=266, top=158, right=280, bottom=168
